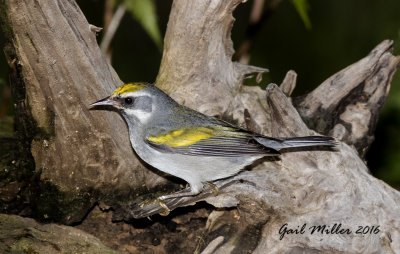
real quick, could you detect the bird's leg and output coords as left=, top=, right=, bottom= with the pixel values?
left=157, top=199, right=171, bottom=216
left=155, top=183, right=218, bottom=216
left=158, top=187, right=199, bottom=200
left=156, top=188, right=196, bottom=216
left=206, top=182, right=219, bottom=196
left=158, top=182, right=218, bottom=201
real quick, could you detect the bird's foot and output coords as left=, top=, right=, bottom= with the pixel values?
left=157, top=199, right=171, bottom=216
left=206, top=182, right=219, bottom=196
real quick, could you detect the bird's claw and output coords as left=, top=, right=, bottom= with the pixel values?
left=206, top=182, right=219, bottom=196
left=157, top=199, right=171, bottom=216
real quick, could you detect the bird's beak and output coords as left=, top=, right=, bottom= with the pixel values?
left=89, top=96, right=115, bottom=107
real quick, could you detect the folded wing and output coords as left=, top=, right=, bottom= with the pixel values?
left=146, top=126, right=280, bottom=157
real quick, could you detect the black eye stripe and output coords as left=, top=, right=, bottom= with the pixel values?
left=125, top=97, right=133, bottom=104
left=120, top=95, right=152, bottom=111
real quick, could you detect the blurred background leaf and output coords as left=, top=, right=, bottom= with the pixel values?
left=123, top=0, right=162, bottom=51
left=291, top=0, right=311, bottom=30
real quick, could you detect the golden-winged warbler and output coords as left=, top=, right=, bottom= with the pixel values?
left=90, top=82, right=336, bottom=200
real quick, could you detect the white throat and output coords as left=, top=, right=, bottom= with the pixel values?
left=125, top=108, right=152, bottom=124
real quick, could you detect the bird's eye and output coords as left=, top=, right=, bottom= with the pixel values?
left=124, top=97, right=133, bottom=105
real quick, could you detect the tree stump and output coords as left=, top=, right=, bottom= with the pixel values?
left=1, top=0, right=400, bottom=253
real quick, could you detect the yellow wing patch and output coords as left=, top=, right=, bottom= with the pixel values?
left=112, top=82, right=147, bottom=96
left=148, top=127, right=215, bottom=147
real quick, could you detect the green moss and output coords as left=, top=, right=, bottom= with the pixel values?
left=34, top=180, right=95, bottom=224
left=0, top=135, right=36, bottom=214
left=0, top=116, right=13, bottom=135
left=0, top=136, right=99, bottom=224
left=0, top=1, right=168, bottom=224
left=0, top=137, right=34, bottom=183
left=0, top=214, right=120, bottom=253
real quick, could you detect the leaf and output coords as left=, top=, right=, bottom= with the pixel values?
left=291, top=0, right=312, bottom=30
left=123, top=0, right=162, bottom=50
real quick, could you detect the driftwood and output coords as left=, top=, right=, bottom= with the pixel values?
left=0, top=214, right=118, bottom=253
left=1, top=0, right=168, bottom=224
left=1, top=0, right=400, bottom=253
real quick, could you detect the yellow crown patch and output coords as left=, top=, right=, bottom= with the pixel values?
left=112, top=82, right=147, bottom=96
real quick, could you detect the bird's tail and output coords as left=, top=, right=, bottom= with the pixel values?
left=255, top=136, right=337, bottom=152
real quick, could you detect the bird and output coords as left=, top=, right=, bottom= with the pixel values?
left=90, top=82, right=336, bottom=202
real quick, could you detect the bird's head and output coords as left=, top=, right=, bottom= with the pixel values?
left=90, top=82, right=155, bottom=123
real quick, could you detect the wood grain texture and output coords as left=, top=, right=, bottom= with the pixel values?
left=2, top=0, right=400, bottom=252
left=133, top=84, right=400, bottom=253
left=2, top=0, right=166, bottom=224
left=138, top=1, right=400, bottom=253
left=156, top=0, right=268, bottom=123
left=294, top=41, right=400, bottom=157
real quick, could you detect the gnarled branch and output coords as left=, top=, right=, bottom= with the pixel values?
left=1, top=0, right=400, bottom=253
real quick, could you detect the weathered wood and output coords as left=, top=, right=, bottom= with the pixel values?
left=279, top=70, right=297, bottom=97
left=294, top=41, right=400, bottom=157
left=156, top=0, right=269, bottom=122
left=139, top=0, right=400, bottom=253
left=0, top=0, right=167, bottom=224
left=0, top=214, right=118, bottom=253
left=2, top=0, right=400, bottom=253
